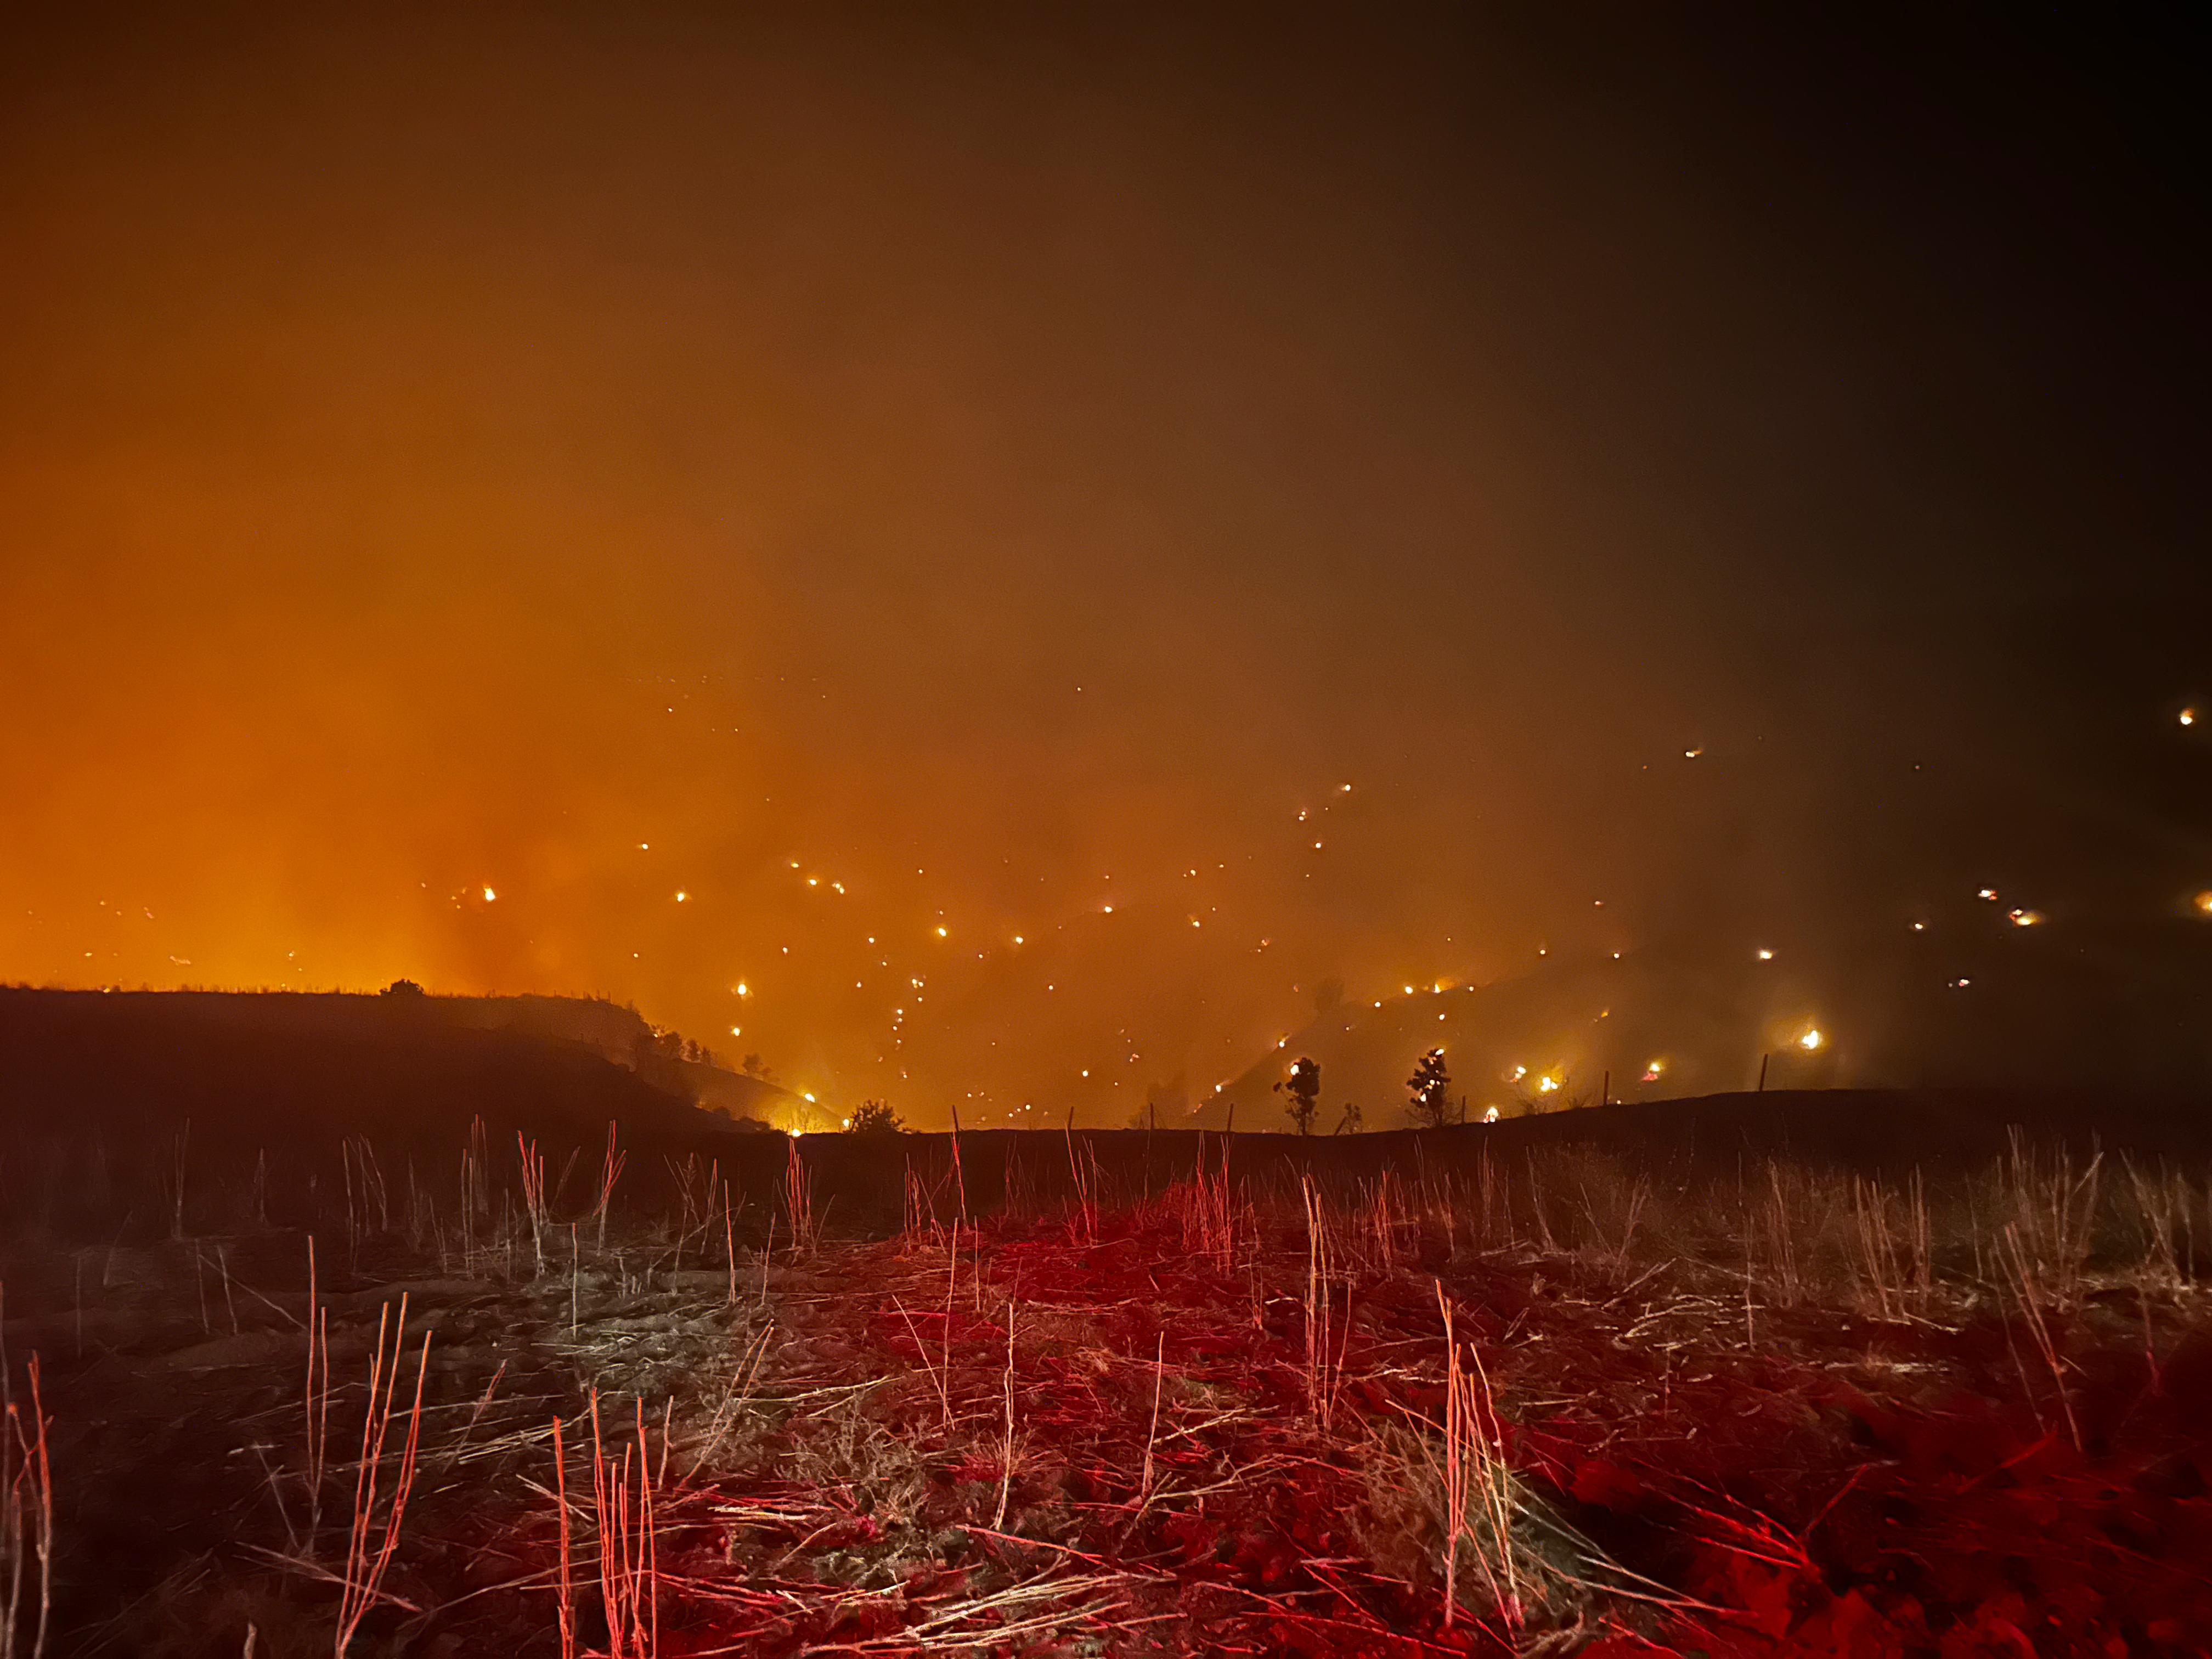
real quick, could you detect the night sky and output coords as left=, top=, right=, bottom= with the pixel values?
left=3, top=8, right=2205, bottom=1124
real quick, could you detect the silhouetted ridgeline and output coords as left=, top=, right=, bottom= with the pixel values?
left=1, top=988, right=2204, bottom=1246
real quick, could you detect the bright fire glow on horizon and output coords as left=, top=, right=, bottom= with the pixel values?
left=0, top=9, right=2202, bottom=1129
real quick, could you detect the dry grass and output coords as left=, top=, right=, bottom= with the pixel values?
left=7, top=1127, right=2212, bottom=1654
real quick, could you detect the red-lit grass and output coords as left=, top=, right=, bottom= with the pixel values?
left=1, top=1347, right=53, bottom=1659
left=17, top=1135, right=2212, bottom=1655
left=334, top=1296, right=430, bottom=1654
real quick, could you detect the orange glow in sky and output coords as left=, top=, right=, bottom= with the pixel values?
left=3, top=10, right=2206, bottom=1122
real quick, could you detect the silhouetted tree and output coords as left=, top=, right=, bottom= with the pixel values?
left=1406, top=1048, right=1453, bottom=1128
left=1274, top=1056, right=1321, bottom=1135
left=1333, top=1101, right=1363, bottom=1134
left=741, top=1052, right=768, bottom=1079
left=847, top=1099, right=904, bottom=1136
left=379, top=979, right=425, bottom=998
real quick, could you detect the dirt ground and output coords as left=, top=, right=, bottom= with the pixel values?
left=4, top=1133, right=2210, bottom=1656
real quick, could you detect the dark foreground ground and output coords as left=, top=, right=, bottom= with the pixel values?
left=2, top=1096, right=2210, bottom=1657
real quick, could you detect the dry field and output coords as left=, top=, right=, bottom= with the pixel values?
left=4, top=1126, right=2211, bottom=1656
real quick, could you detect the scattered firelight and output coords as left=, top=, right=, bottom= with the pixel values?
left=1756, top=948, right=1774, bottom=961
left=1482, top=1105, right=1499, bottom=1123
left=1978, top=888, right=1999, bottom=901
left=2008, top=909, right=2042, bottom=927
left=1799, top=1029, right=1824, bottom=1051
left=1642, top=1059, right=1664, bottom=1082
left=481, top=887, right=496, bottom=902
left=2194, top=891, right=2212, bottom=917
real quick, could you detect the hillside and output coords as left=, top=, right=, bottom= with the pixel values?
left=416, top=988, right=799, bottom=1125
left=0, top=986, right=788, bottom=1154
left=1201, top=915, right=2212, bottom=1131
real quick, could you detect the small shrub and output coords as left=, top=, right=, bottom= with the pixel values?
left=847, top=1100, right=904, bottom=1136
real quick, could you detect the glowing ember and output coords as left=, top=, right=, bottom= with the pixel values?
left=2008, top=909, right=2042, bottom=927
left=1799, top=1028, right=1824, bottom=1051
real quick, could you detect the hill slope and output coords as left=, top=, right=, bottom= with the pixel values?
left=1202, top=916, right=2212, bottom=1131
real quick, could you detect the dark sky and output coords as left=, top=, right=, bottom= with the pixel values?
left=3, top=7, right=2205, bottom=1124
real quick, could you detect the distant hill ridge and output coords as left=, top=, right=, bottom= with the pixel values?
left=409, top=989, right=794, bottom=1126
left=1198, top=917, right=2212, bottom=1133
left=0, top=985, right=790, bottom=1148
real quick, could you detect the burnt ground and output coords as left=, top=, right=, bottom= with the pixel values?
left=3, top=1126, right=2210, bottom=1657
